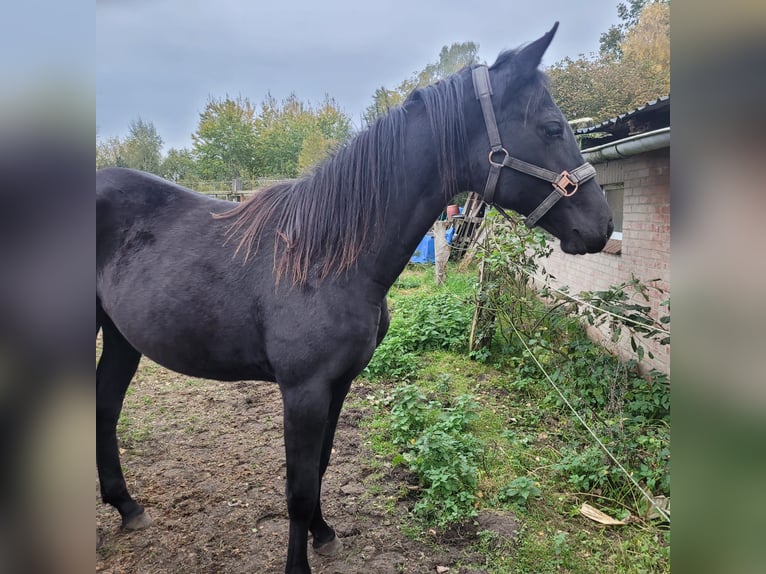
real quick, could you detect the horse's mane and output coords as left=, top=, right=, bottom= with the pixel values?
left=216, top=52, right=547, bottom=286
left=214, top=104, right=409, bottom=286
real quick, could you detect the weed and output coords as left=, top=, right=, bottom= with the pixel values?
left=356, top=260, right=669, bottom=571
left=496, top=476, right=542, bottom=508
left=387, top=386, right=482, bottom=527
left=364, top=279, right=473, bottom=381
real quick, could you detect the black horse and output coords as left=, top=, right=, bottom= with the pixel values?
left=97, top=24, right=612, bottom=574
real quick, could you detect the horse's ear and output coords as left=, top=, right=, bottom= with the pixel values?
left=516, top=22, right=559, bottom=77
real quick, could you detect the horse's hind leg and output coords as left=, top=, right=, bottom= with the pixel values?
left=96, top=306, right=150, bottom=530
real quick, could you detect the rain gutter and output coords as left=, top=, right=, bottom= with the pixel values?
left=581, top=127, right=670, bottom=163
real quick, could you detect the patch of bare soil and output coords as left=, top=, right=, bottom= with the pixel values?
left=96, top=361, right=518, bottom=573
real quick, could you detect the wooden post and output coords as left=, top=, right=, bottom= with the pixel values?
left=458, top=222, right=489, bottom=271
left=433, top=220, right=450, bottom=285
left=469, top=229, right=496, bottom=354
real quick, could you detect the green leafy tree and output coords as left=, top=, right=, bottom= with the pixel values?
left=160, top=147, right=198, bottom=182
left=254, top=94, right=351, bottom=177
left=416, top=42, right=481, bottom=86
left=298, top=95, right=352, bottom=173
left=123, top=118, right=163, bottom=174
left=363, top=86, right=407, bottom=126
left=192, top=95, right=258, bottom=180
left=364, top=41, right=481, bottom=125
left=297, top=130, right=334, bottom=175
left=314, top=95, right=352, bottom=143
left=254, top=93, right=312, bottom=177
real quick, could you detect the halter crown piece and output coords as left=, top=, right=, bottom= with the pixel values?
left=471, top=65, right=597, bottom=228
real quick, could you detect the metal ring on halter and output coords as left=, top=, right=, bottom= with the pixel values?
left=488, top=148, right=509, bottom=168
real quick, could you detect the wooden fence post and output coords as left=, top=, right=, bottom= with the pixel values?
left=433, top=220, right=450, bottom=285
left=469, top=228, right=496, bottom=354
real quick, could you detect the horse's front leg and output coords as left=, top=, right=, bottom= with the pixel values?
left=280, top=382, right=332, bottom=574
left=309, top=380, right=352, bottom=556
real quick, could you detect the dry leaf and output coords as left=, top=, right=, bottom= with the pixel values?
left=436, top=566, right=450, bottom=573
left=579, top=503, right=627, bottom=525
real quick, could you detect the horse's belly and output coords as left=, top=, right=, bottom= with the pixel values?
left=102, top=299, right=275, bottom=383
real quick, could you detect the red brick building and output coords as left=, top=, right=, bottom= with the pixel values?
left=541, top=97, right=670, bottom=374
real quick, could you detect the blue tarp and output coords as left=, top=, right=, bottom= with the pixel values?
left=410, top=227, right=455, bottom=264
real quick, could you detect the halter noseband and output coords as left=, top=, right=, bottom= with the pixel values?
left=471, top=65, right=597, bottom=228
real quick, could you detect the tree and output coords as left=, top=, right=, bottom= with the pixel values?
left=363, top=41, right=481, bottom=125
left=297, top=130, right=334, bottom=175
left=415, top=42, right=481, bottom=86
left=621, top=0, right=670, bottom=90
left=363, top=87, right=406, bottom=126
left=599, top=0, right=669, bottom=58
left=254, top=93, right=312, bottom=177
left=123, top=118, right=163, bottom=174
left=315, top=95, right=352, bottom=143
left=192, top=95, right=258, bottom=180
left=160, top=148, right=198, bottom=182
left=550, top=0, right=669, bottom=123
left=254, top=94, right=351, bottom=177
left=189, top=92, right=351, bottom=181
left=297, top=96, right=352, bottom=174
left=96, top=135, right=126, bottom=169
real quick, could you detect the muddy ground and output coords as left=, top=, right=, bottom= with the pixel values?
left=96, top=360, right=518, bottom=573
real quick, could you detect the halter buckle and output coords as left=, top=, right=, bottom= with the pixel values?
left=554, top=171, right=579, bottom=197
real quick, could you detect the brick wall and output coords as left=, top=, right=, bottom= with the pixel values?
left=540, top=149, right=670, bottom=374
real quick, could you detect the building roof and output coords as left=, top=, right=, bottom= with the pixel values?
left=576, top=95, right=670, bottom=147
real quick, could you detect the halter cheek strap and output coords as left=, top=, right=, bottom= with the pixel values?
left=471, top=65, right=597, bottom=228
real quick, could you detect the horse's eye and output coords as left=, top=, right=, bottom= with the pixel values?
left=543, top=122, right=563, bottom=138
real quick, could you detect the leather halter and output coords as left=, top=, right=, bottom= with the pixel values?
left=471, top=65, right=597, bottom=228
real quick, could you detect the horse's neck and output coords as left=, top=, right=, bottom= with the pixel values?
left=364, top=111, right=455, bottom=290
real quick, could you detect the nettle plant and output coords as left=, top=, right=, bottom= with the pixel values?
left=388, top=385, right=483, bottom=527
left=363, top=291, right=472, bottom=381
left=496, top=476, right=542, bottom=509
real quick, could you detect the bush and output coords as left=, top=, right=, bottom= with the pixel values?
left=389, top=385, right=483, bottom=527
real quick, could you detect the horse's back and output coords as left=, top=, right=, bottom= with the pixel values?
left=96, top=168, right=231, bottom=268
left=97, top=167, right=225, bottom=223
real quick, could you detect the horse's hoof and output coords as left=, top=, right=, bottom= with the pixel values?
left=312, top=535, right=343, bottom=557
left=122, top=510, right=154, bottom=531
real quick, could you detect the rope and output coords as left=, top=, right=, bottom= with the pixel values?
left=507, top=318, right=671, bottom=523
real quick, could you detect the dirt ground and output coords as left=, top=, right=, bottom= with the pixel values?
left=96, top=360, right=518, bottom=573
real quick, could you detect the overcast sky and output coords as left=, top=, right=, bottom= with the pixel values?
left=96, top=0, right=622, bottom=152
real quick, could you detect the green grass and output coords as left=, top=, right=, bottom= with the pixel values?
left=356, top=263, right=670, bottom=573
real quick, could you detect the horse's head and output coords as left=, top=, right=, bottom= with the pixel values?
left=465, top=23, right=613, bottom=254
